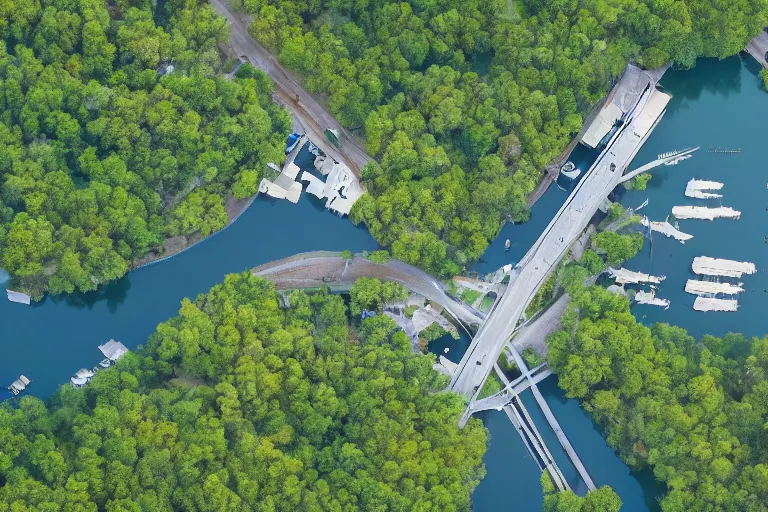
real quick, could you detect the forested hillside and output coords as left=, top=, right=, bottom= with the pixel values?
left=0, top=273, right=487, bottom=510
left=0, top=0, right=291, bottom=297
left=547, top=283, right=768, bottom=510
left=242, top=0, right=767, bottom=275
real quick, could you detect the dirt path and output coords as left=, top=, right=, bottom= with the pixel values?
left=210, top=0, right=371, bottom=176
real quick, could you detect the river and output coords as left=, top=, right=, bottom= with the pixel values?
left=621, top=56, right=768, bottom=339
left=1, top=55, right=765, bottom=511
left=0, top=196, right=378, bottom=398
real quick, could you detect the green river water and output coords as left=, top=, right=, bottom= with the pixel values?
left=1, top=55, right=765, bottom=510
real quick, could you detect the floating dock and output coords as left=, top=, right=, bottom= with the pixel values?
left=694, top=297, right=738, bottom=312
left=634, top=290, right=670, bottom=309
left=641, top=216, right=693, bottom=243
left=691, top=257, right=757, bottom=278
left=672, top=206, right=740, bottom=220
left=609, top=267, right=665, bottom=285
left=6, top=289, right=31, bottom=305
left=685, top=179, right=723, bottom=199
left=685, top=280, right=744, bottom=296
left=70, top=368, right=95, bottom=388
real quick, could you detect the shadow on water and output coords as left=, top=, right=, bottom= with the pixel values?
left=45, top=276, right=133, bottom=313
left=663, top=57, right=743, bottom=107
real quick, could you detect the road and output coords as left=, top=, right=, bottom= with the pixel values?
left=747, top=30, right=768, bottom=69
left=252, top=251, right=483, bottom=327
left=210, top=0, right=371, bottom=176
left=449, top=67, right=669, bottom=397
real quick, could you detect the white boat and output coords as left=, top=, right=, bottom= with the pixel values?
left=505, top=239, right=511, bottom=250
left=559, top=161, right=581, bottom=181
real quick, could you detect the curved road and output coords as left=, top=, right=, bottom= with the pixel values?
left=252, top=252, right=483, bottom=327
left=211, top=0, right=371, bottom=176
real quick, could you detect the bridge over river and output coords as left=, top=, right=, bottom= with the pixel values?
left=449, top=65, right=677, bottom=398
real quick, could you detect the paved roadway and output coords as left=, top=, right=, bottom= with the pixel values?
left=449, top=71, right=665, bottom=397
left=747, top=31, right=768, bottom=69
left=210, top=0, right=371, bottom=176
left=252, top=251, right=483, bottom=327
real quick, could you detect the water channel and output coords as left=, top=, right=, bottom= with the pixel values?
left=1, top=55, right=765, bottom=510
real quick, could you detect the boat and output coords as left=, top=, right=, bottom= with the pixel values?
left=285, top=132, right=304, bottom=153
left=8, top=375, right=31, bottom=396
left=505, top=239, right=511, bottom=250
left=559, top=161, right=581, bottom=181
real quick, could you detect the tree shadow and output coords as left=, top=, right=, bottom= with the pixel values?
left=46, top=277, right=132, bottom=313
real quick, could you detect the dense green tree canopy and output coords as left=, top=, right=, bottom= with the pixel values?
left=0, top=0, right=291, bottom=297
left=241, top=0, right=766, bottom=276
left=0, top=273, right=487, bottom=510
left=541, top=471, right=622, bottom=511
left=349, top=276, right=408, bottom=317
left=548, top=283, right=768, bottom=510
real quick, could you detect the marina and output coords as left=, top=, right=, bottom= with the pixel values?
left=70, top=340, right=129, bottom=387
left=259, top=134, right=364, bottom=215
left=671, top=205, right=740, bottom=220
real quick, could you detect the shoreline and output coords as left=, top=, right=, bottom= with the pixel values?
left=130, top=192, right=259, bottom=271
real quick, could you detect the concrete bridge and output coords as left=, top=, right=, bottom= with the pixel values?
left=449, top=65, right=672, bottom=398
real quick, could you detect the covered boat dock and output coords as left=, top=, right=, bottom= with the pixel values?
left=672, top=206, right=740, bottom=220
left=691, top=257, right=757, bottom=278
left=685, top=280, right=744, bottom=296
left=694, top=297, right=739, bottom=312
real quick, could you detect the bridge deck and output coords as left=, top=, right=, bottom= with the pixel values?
left=509, top=348, right=596, bottom=492
left=449, top=66, right=670, bottom=398
left=494, top=365, right=569, bottom=492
